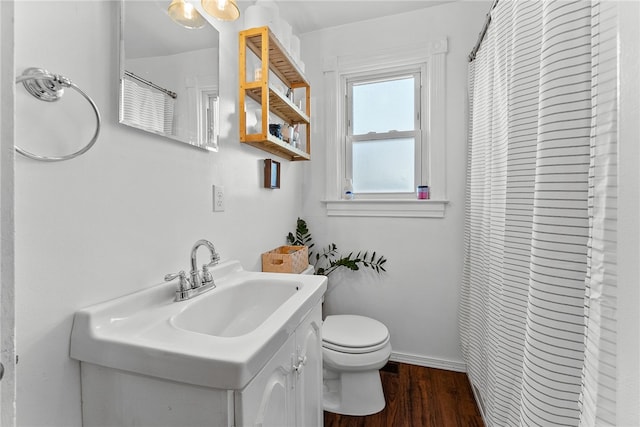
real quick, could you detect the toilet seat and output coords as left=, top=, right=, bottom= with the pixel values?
left=323, top=315, right=390, bottom=354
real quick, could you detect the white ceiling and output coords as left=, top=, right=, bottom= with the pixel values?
left=250, top=1, right=454, bottom=34
left=122, top=0, right=455, bottom=59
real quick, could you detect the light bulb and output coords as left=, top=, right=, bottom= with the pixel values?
left=184, top=2, right=196, bottom=16
left=168, top=0, right=206, bottom=29
left=201, top=0, right=240, bottom=21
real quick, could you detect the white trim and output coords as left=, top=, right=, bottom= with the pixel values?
left=324, top=37, right=448, bottom=214
left=389, top=351, right=466, bottom=372
left=323, top=199, right=448, bottom=218
left=426, top=47, right=447, bottom=200
left=323, top=59, right=341, bottom=200
left=333, top=39, right=448, bottom=74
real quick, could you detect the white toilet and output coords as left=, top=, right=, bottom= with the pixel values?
left=322, top=314, right=392, bottom=416
left=300, top=264, right=392, bottom=415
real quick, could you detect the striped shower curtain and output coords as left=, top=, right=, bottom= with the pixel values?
left=460, top=1, right=617, bottom=426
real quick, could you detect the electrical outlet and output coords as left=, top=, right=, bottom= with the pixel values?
left=213, top=185, right=225, bottom=212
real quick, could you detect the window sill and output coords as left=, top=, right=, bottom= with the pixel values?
left=322, top=199, right=449, bottom=218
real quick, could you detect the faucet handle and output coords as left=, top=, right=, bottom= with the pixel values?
left=164, top=270, right=190, bottom=292
left=201, top=265, right=215, bottom=286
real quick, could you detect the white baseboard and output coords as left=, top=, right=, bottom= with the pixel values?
left=389, top=351, right=467, bottom=372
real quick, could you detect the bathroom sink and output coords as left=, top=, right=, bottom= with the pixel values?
left=171, top=279, right=300, bottom=337
left=70, top=260, right=326, bottom=390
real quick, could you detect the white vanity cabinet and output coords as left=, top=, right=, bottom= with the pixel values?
left=235, top=304, right=323, bottom=427
left=79, top=302, right=324, bottom=427
left=72, top=260, right=327, bottom=427
left=294, top=304, right=324, bottom=426
left=235, top=333, right=296, bottom=426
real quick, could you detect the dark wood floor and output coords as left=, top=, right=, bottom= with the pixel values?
left=323, top=362, right=485, bottom=427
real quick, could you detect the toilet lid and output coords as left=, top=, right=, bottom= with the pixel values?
left=322, top=315, right=389, bottom=354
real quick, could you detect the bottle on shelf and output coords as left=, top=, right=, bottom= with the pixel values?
left=343, top=179, right=354, bottom=200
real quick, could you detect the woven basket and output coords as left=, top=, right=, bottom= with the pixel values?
left=261, top=245, right=309, bottom=274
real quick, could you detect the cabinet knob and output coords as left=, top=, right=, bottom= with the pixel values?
left=293, top=355, right=307, bottom=374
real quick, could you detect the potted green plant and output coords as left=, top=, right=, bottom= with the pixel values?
left=286, top=218, right=387, bottom=276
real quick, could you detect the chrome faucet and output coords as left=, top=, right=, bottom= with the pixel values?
left=164, top=239, right=220, bottom=301
left=190, top=239, right=220, bottom=288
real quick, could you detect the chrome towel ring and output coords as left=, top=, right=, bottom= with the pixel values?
left=15, top=67, right=101, bottom=162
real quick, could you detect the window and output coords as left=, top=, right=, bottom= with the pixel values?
left=322, top=38, right=449, bottom=218
left=346, top=70, right=421, bottom=196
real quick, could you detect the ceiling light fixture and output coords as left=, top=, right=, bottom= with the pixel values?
left=167, top=0, right=206, bottom=29
left=201, top=0, right=240, bottom=22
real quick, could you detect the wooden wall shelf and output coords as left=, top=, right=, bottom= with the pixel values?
left=243, top=133, right=310, bottom=161
left=243, top=30, right=308, bottom=87
left=239, top=26, right=311, bottom=161
left=245, top=87, right=310, bottom=125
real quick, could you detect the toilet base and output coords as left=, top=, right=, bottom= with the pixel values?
left=323, top=369, right=386, bottom=416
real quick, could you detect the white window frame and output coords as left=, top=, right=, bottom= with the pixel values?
left=345, top=67, right=423, bottom=199
left=322, top=37, right=449, bottom=218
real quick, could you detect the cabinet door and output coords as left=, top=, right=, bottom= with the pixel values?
left=236, top=334, right=296, bottom=427
left=295, top=304, right=323, bottom=427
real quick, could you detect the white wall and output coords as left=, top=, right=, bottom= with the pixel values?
left=300, top=1, right=490, bottom=369
left=14, top=2, right=306, bottom=425
left=617, top=1, right=640, bottom=424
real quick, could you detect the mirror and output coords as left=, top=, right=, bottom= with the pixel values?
left=119, top=0, right=220, bottom=151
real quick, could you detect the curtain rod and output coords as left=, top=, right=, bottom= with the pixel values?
left=124, top=70, right=178, bottom=99
left=468, top=0, right=499, bottom=62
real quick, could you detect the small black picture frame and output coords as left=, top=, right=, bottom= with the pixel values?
left=264, top=159, right=280, bottom=189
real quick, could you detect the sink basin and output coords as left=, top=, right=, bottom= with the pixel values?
left=171, top=279, right=300, bottom=337
left=70, top=260, right=326, bottom=390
